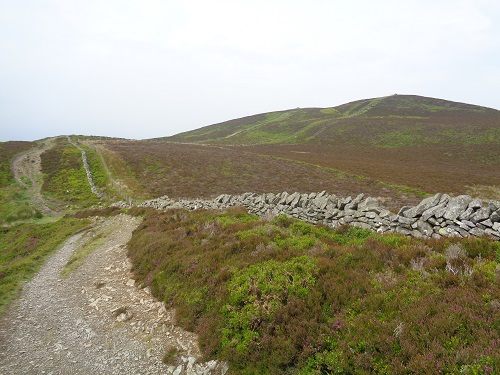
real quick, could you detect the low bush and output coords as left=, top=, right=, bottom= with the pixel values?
left=127, top=208, right=499, bottom=373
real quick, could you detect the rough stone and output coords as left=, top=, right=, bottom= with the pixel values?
left=285, top=192, right=298, bottom=205
left=137, top=191, right=500, bottom=241
left=439, top=194, right=450, bottom=205
left=470, top=207, right=492, bottom=223
left=489, top=202, right=499, bottom=211
left=443, top=195, right=473, bottom=221
left=469, top=227, right=485, bottom=237
left=313, top=195, right=329, bottom=210
left=352, top=222, right=372, bottom=230
left=455, top=221, right=472, bottom=231
left=433, top=207, right=447, bottom=219
left=468, top=199, right=483, bottom=209
left=398, top=206, right=411, bottom=216
left=398, top=216, right=417, bottom=225
left=345, top=193, right=364, bottom=210
left=337, top=196, right=352, bottom=210
left=403, top=193, right=442, bottom=218
left=458, top=207, right=474, bottom=221
left=421, top=203, right=447, bottom=221
left=396, top=227, right=412, bottom=235
left=485, top=229, right=500, bottom=239
left=480, top=219, right=493, bottom=228
left=461, top=220, right=476, bottom=228
left=358, top=197, right=379, bottom=212
left=415, top=220, right=434, bottom=236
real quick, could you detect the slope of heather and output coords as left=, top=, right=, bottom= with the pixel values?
left=158, top=95, right=500, bottom=198
left=96, top=140, right=426, bottom=210
left=127, top=207, right=500, bottom=374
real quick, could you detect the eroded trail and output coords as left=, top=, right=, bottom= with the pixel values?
left=11, top=138, right=56, bottom=215
left=0, top=215, right=225, bottom=374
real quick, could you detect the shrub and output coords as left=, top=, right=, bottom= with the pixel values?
left=126, top=208, right=499, bottom=374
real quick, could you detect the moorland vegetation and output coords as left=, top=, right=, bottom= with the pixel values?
left=161, top=95, right=500, bottom=198
left=0, top=94, right=499, bottom=374
left=124, top=206, right=499, bottom=374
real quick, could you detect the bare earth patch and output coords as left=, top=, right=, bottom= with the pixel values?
left=0, top=214, right=226, bottom=374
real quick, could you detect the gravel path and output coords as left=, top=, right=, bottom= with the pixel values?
left=0, top=215, right=226, bottom=374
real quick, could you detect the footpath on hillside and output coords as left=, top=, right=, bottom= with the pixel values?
left=0, top=214, right=226, bottom=375
left=11, top=138, right=57, bottom=215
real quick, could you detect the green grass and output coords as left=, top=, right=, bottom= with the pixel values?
left=126, top=207, right=499, bottom=374
left=0, top=141, right=34, bottom=188
left=319, top=108, right=340, bottom=116
left=162, top=347, right=180, bottom=364
left=0, top=141, right=46, bottom=225
left=0, top=218, right=90, bottom=315
left=0, top=142, right=42, bottom=225
left=80, top=143, right=110, bottom=191
left=41, top=137, right=100, bottom=208
left=0, top=185, right=43, bottom=225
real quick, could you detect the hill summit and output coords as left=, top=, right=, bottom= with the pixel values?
left=160, top=94, right=500, bottom=147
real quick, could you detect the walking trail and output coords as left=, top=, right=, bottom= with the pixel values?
left=11, top=138, right=56, bottom=215
left=0, top=214, right=226, bottom=374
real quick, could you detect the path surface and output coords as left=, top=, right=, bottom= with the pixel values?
left=11, top=138, right=56, bottom=215
left=0, top=215, right=226, bottom=374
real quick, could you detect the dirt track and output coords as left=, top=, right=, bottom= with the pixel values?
left=11, top=138, right=56, bottom=215
left=0, top=215, right=226, bottom=374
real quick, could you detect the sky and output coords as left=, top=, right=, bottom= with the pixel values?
left=1, top=0, right=499, bottom=141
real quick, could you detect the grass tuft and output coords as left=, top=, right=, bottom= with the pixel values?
left=162, top=347, right=180, bottom=365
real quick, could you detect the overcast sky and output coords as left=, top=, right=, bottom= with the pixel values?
left=1, top=0, right=499, bottom=141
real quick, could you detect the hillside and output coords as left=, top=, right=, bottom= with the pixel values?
left=0, top=96, right=499, bottom=374
left=95, top=140, right=426, bottom=210
left=161, top=95, right=500, bottom=147
left=158, top=95, right=500, bottom=198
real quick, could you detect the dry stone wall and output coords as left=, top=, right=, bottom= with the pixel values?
left=67, top=136, right=103, bottom=199
left=132, top=192, right=500, bottom=240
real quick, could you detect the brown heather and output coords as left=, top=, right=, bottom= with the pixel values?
left=97, top=140, right=425, bottom=210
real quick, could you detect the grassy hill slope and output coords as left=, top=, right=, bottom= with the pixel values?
left=161, top=95, right=500, bottom=147
left=158, top=95, right=500, bottom=199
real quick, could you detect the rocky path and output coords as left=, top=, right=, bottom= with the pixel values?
left=11, top=138, right=56, bottom=215
left=0, top=215, right=226, bottom=374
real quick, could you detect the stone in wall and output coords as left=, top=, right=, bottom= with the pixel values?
left=136, top=191, right=500, bottom=240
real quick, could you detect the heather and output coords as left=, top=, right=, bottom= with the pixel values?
left=127, top=207, right=499, bottom=374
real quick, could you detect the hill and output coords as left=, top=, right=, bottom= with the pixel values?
left=95, top=140, right=429, bottom=210
left=0, top=96, right=499, bottom=374
left=158, top=95, right=500, bottom=198
left=161, top=95, right=500, bottom=147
